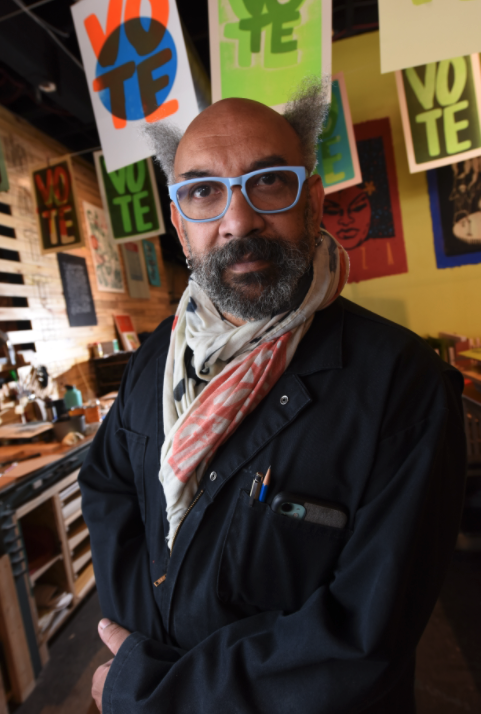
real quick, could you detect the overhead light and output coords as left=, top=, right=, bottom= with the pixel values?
left=38, top=80, right=56, bottom=93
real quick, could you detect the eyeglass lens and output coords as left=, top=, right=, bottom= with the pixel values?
left=176, top=170, right=300, bottom=220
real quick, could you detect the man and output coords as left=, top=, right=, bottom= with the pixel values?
left=80, top=80, right=466, bottom=713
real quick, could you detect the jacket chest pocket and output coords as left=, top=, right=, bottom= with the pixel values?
left=116, top=428, right=148, bottom=522
left=217, top=490, right=352, bottom=614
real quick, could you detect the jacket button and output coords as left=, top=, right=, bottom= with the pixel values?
left=209, top=471, right=217, bottom=481
left=280, top=396, right=289, bottom=405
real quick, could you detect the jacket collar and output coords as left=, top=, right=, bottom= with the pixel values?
left=285, top=296, right=344, bottom=376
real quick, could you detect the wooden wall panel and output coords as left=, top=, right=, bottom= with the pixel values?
left=0, top=105, right=178, bottom=399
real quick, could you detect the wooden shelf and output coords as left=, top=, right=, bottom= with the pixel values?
left=74, top=562, right=95, bottom=599
left=72, top=542, right=91, bottom=574
left=64, top=508, right=82, bottom=527
left=29, top=554, right=62, bottom=584
left=39, top=606, right=73, bottom=646
left=68, top=520, right=89, bottom=551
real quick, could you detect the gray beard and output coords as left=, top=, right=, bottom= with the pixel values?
left=189, top=231, right=314, bottom=321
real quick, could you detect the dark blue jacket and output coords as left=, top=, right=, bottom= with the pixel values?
left=79, top=297, right=466, bottom=713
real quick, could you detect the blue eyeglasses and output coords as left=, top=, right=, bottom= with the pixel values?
left=168, top=166, right=307, bottom=223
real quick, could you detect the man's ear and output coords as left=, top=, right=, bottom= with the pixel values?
left=307, top=173, right=325, bottom=226
left=170, top=202, right=190, bottom=259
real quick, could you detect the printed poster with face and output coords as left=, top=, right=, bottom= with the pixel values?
left=322, top=118, right=407, bottom=284
left=82, top=200, right=125, bottom=293
left=396, top=55, right=481, bottom=174
left=31, top=159, right=84, bottom=254
left=427, top=159, right=481, bottom=268
left=379, top=0, right=481, bottom=74
left=71, top=0, right=199, bottom=173
left=315, top=73, right=362, bottom=195
left=208, top=0, right=332, bottom=109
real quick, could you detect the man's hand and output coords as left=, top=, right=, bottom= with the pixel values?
left=92, top=619, right=131, bottom=712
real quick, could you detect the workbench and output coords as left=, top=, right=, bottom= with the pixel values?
left=0, top=436, right=94, bottom=709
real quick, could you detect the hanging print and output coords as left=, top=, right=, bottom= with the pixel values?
left=83, top=200, right=125, bottom=293
left=322, top=118, right=407, bottom=284
left=428, top=158, right=481, bottom=268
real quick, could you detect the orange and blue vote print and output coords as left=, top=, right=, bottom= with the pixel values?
left=72, top=0, right=198, bottom=173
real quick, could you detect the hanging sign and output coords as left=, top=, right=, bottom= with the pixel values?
left=71, top=0, right=198, bottom=173
left=31, top=159, right=84, bottom=254
left=57, top=253, right=98, bottom=327
left=379, top=0, right=481, bottom=74
left=0, top=138, right=9, bottom=193
left=94, top=151, right=165, bottom=243
left=315, top=73, right=361, bottom=195
left=427, top=160, right=481, bottom=269
left=142, top=239, right=161, bottom=286
left=208, top=0, right=332, bottom=109
left=396, top=55, right=481, bottom=174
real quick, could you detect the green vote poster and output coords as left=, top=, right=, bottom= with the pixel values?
left=315, top=73, right=362, bottom=194
left=396, top=54, right=481, bottom=173
left=0, top=137, right=9, bottom=193
left=208, top=0, right=332, bottom=108
left=94, top=152, right=165, bottom=243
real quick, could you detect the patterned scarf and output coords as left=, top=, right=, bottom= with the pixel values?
left=160, top=232, right=349, bottom=548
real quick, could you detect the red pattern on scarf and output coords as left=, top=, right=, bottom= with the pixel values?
left=168, top=332, right=290, bottom=483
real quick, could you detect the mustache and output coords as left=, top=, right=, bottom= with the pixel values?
left=191, top=234, right=307, bottom=272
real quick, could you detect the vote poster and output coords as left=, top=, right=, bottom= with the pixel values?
left=208, top=0, right=332, bottom=109
left=379, top=0, right=481, bottom=74
left=315, top=73, right=361, bottom=195
left=0, top=138, right=9, bottom=193
left=94, top=151, right=165, bottom=243
left=57, top=253, right=97, bottom=327
left=322, top=119, right=407, bottom=284
left=71, top=0, right=198, bottom=173
left=396, top=54, right=481, bottom=173
left=427, top=159, right=481, bottom=269
left=32, top=159, right=84, bottom=255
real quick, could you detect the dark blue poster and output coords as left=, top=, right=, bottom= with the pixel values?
left=428, top=160, right=481, bottom=269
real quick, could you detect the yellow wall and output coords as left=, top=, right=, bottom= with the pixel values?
left=333, top=32, right=481, bottom=338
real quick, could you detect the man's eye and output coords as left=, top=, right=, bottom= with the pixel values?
left=191, top=184, right=212, bottom=199
left=258, top=173, right=279, bottom=186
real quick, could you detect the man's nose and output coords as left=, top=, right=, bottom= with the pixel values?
left=218, top=185, right=265, bottom=238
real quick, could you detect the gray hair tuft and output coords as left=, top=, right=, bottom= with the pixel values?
left=141, top=122, right=183, bottom=185
left=143, top=75, right=331, bottom=185
left=283, top=75, right=331, bottom=175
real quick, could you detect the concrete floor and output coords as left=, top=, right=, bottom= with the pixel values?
left=15, top=551, right=481, bottom=714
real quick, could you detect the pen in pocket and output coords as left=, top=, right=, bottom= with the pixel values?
left=249, top=473, right=264, bottom=507
left=258, top=466, right=271, bottom=503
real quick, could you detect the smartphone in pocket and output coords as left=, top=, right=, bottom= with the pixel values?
left=271, top=492, right=348, bottom=529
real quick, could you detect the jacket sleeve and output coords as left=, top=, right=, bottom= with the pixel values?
left=78, top=353, right=166, bottom=642
left=101, top=370, right=467, bottom=714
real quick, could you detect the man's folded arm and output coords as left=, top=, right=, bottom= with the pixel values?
left=101, top=384, right=467, bottom=714
left=79, top=355, right=166, bottom=642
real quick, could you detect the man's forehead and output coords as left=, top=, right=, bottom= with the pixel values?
left=175, top=103, right=301, bottom=176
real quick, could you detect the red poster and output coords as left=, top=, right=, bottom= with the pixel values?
left=322, top=118, right=408, bottom=283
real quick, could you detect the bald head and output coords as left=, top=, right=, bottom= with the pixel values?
left=174, top=98, right=303, bottom=183
left=144, top=77, right=329, bottom=185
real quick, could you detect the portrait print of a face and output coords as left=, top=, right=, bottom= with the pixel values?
left=323, top=186, right=372, bottom=252
left=322, top=119, right=408, bottom=283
